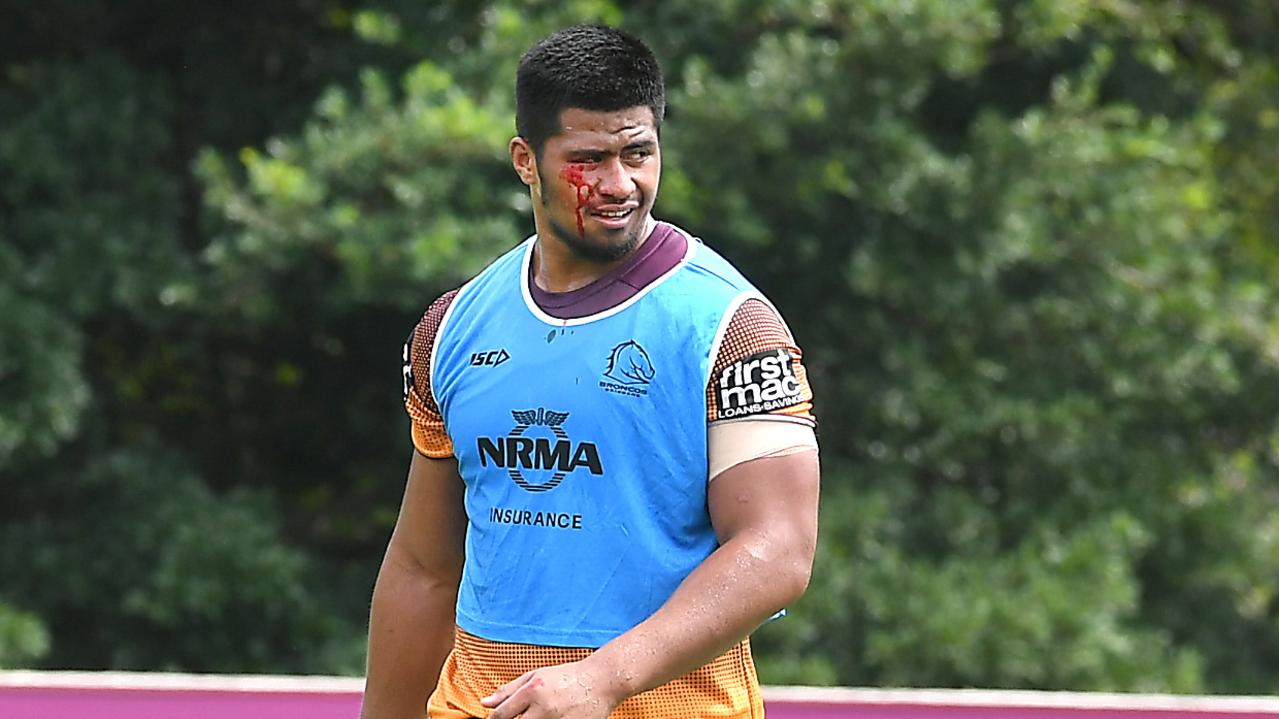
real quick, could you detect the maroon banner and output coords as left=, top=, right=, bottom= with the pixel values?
left=2, top=673, right=1278, bottom=718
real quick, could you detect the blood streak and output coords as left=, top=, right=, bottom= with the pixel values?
left=559, top=164, right=593, bottom=238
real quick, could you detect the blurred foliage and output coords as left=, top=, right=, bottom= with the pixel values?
left=0, top=601, right=49, bottom=669
left=3, top=0, right=1279, bottom=694
left=0, top=441, right=358, bottom=672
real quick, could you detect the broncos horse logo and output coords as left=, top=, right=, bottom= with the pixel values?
left=604, top=340, right=656, bottom=386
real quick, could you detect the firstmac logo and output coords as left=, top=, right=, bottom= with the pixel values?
left=716, top=348, right=805, bottom=420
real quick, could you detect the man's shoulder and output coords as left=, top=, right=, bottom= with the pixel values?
left=413, top=288, right=462, bottom=348
left=669, top=228, right=757, bottom=296
left=403, top=287, right=463, bottom=400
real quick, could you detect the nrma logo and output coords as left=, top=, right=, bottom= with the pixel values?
left=476, top=408, right=603, bottom=493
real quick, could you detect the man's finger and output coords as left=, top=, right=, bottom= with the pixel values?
left=481, top=670, right=535, bottom=708
left=486, top=677, right=545, bottom=719
left=486, top=693, right=531, bottom=719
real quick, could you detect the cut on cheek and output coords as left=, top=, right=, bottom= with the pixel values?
left=559, top=164, right=594, bottom=238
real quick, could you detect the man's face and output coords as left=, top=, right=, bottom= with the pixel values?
left=514, top=106, right=661, bottom=263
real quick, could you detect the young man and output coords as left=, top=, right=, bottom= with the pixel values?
left=362, top=25, right=820, bottom=719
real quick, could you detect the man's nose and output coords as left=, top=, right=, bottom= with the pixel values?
left=595, top=157, right=635, bottom=200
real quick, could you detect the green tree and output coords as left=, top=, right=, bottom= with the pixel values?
left=0, top=1, right=399, bottom=673
left=0, top=602, right=49, bottom=669
left=643, top=0, right=1279, bottom=691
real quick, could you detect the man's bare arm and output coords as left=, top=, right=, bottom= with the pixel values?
left=361, top=451, right=467, bottom=719
left=483, top=449, right=820, bottom=719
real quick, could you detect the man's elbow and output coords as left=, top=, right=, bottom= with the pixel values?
left=775, top=549, right=815, bottom=605
left=382, top=538, right=462, bottom=591
left=743, top=533, right=814, bottom=607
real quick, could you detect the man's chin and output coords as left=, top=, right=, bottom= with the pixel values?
left=558, top=222, right=643, bottom=264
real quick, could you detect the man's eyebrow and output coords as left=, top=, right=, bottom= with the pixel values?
left=564, top=138, right=655, bottom=156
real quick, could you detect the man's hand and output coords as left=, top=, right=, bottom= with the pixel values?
left=481, top=659, right=623, bottom=719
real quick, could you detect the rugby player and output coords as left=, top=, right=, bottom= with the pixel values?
left=361, top=25, right=820, bottom=719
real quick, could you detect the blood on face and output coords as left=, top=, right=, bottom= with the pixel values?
left=558, top=163, right=594, bottom=238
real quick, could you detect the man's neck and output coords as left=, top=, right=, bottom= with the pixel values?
left=532, top=215, right=657, bottom=293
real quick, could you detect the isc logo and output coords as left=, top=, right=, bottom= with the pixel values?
left=469, top=349, right=510, bottom=367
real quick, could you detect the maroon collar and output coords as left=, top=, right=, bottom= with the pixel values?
left=528, top=222, right=688, bottom=320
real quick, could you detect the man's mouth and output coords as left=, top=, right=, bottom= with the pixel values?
left=588, top=206, right=637, bottom=228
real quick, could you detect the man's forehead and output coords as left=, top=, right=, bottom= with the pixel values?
left=555, top=106, right=658, bottom=142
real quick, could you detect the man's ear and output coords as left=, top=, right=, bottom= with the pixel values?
left=510, top=137, right=539, bottom=187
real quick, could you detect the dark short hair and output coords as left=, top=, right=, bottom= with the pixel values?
left=516, top=25, right=666, bottom=154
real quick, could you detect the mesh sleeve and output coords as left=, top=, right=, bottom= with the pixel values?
left=404, top=289, right=459, bottom=457
left=707, top=298, right=815, bottom=425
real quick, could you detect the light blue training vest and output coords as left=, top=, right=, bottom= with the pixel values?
left=430, top=227, right=762, bottom=647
